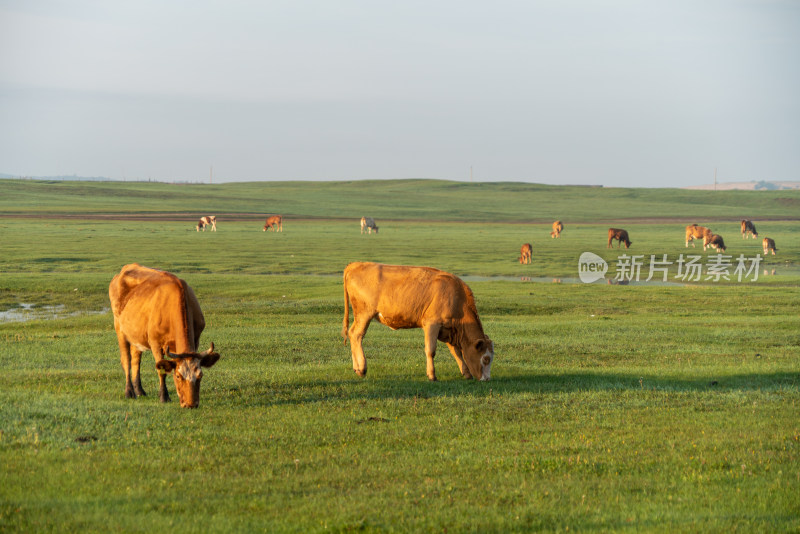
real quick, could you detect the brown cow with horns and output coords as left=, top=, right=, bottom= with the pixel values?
left=342, top=262, right=494, bottom=381
left=109, top=264, right=220, bottom=408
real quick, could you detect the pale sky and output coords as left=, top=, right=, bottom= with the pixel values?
left=1, top=1, right=798, bottom=187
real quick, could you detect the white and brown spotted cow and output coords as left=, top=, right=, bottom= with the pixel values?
left=109, top=264, right=220, bottom=408
left=342, top=262, right=494, bottom=381
left=197, top=216, right=217, bottom=231
left=360, top=217, right=379, bottom=234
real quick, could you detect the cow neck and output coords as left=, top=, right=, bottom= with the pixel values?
left=457, top=283, right=486, bottom=344
left=171, top=281, right=195, bottom=353
left=456, top=316, right=486, bottom=347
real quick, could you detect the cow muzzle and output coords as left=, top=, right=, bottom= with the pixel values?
left=479, top=353, right=493, bottom=381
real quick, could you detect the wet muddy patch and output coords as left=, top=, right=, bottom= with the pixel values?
left=0, top=303, right=110, bottom=323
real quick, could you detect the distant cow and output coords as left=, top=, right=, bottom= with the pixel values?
left=109, top=264, right=221, bottom=408
left=704, top=233, right=727, bottom=253
left=550, top=221, right=563, bottom=238
left=519, top=243, right=532, bottom=264
left=342, top=262, right=494, bottom=381
left=262, top=215, right=283, bottom=232
left=741, top=220, right=758, bottom=239
left=685, top=224, right=712, bottom=248
left=607, top=228, right=632, bottom=249
left=198, top=216, right=217, bottom=231
left=763, top=237, right=777, bottom=255
left=360, top=217, right=379, bottom=234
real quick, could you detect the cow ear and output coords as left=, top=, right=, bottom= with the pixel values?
left=156, top=360, right=177, bottom=373
left=475, top=339, right=486, bottom=352
left=200, top=353, right=220, bottom=368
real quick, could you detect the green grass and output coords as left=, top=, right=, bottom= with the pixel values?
left=1, top=180, right=798, bottom=532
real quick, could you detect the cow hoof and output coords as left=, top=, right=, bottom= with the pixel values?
left=135, top=388, right=147, bottom=397
left=125, top=389, right=135, bottom=399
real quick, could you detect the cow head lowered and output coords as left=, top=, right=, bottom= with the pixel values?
left=156, top=343, right=220, bottom=408
left=463, top=338, right=494, bottom=381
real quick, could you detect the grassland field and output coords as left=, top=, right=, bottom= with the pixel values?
left=0, top=179, right=798, bottom=532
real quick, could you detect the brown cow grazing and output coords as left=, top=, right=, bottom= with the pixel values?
left=763, top=237, right=777, bottom=255
left=704, top=233, right=727, bottom=252
left=685, top=224, right=712, bottom=248
left=741, top=220, right=758, bottom=239
left=550, top=220, right=563, bottom=238
left=360, top=216, right=379, bottom=234
left=519, top=243, right=532, bottom=264
left=607, top=228, right=632, bottom=249
left=342, top=262, right=494, bottom=381
left=109, top=264, right=221, bottom=408
left=198, top=215, right=216, bottom=231
left=262, top=215, right=283, bottom=232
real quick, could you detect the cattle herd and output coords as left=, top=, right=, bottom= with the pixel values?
left=194, top=214, right=379, bottom=235
left=520, top=219, right=778, bottom=261
left=114, top=216, right=778, bottom=408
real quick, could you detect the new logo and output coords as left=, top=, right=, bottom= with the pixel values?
left=579, top=252, right=608, bottom=283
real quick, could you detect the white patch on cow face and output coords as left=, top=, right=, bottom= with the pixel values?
left=178, top=359, right=202, bottom=383
left=172, top=358, right=203, bottom=408
left=480, top=347, right=494, bottom=381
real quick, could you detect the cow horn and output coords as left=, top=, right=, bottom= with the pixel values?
left=204, top=342, right=215, bottom=354
left=165, top=348, right=176, bottom=359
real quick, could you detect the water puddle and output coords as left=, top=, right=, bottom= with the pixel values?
left=0, top=303, right=110, bottom=323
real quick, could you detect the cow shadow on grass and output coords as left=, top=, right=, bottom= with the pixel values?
left=228, top=370, right=799, bottom=409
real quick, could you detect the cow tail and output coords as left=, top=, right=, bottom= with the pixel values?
left=341, top=278, right=350, bottom=345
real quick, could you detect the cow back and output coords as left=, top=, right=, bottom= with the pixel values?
left=109, top=264, right=203, bottom=353
left=344, top=262, right=480, bottom=331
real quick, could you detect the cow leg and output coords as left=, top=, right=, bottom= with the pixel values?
left=446, top=343, right=473, bottom=379
left=152, top=348, right=171, bottom=403
left=348, top=317, right=371, bottom=377
left=117, top=336, right=135, bottom=399
left=130, top=346, right=146, bottom=397
left=423, top=324, right=440, bottom=381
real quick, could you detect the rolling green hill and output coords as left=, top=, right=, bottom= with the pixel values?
left=2, top=178, right=799, bottom=222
